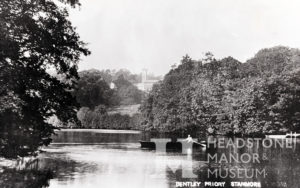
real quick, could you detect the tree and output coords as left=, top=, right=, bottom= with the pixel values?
left=0, top=0, right=90, bottom=158
left=74, top=71, right=113, bottom=109
left=140, top=47, right=300, bottom=135
left=113, top=75, right=144, bottom=105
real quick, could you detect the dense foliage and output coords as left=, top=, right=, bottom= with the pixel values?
left=73, top=69, right=145, bottom=108
left=77, top=105, right=141, bottom=130
left=140, top=47, right=300, bottom=136
left=113, top=74, right=144, bottom=105
left=74, top=71, right=113, bottom=109
left=0, top=0, right=89, bottom=158
left=70, top=69, right=145, bottom=129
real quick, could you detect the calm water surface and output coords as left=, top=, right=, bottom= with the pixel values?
left=34, top=129, right=300, bottom=188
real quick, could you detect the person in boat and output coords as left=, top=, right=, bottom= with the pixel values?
left=186, top=134, right=206, bottom=147
left=186, top=135, right=194, bottom=143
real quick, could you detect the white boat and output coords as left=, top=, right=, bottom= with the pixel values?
left=266, top=135, right=286, bottom=139
left=266, top=132, right=300, bottom=139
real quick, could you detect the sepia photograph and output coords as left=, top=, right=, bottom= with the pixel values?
left=0, top=0, right=300, bottom=188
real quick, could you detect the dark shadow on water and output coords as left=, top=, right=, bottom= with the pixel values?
left=38, top=154, right=99, bottom=182
left=0, top=168, right=53, bottom=188
left=0, top=151, right=99, bottom=188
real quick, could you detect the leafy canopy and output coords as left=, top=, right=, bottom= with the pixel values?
left=0, top=0, right=90, bottom=158
left=140, top=47, right=300, bottom=136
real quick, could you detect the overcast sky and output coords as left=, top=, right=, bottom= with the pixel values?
left=69, top=0, right=300, bottom=75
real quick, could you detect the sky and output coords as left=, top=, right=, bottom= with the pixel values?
left=69, top=0, right=300, bottom=76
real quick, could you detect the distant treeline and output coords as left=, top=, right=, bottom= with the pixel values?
left=84, top=69, right=161, bottom=84
left=77, top=106, right=141, bottom=130
left=139, top=46, right=300, bottom=136
left=61, top=69, right=147, bottom=129
left=74, top=69, right=147, bottom=108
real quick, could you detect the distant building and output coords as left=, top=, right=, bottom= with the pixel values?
left=135, top=69, right=160, bottom=92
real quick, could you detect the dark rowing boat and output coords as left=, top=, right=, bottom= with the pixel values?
left=139, top=140, right=206, bottom=150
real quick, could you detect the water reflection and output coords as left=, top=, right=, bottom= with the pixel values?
left=1, top=130, right=300, bottom=188
left=0, top=168, right=53, bottom=188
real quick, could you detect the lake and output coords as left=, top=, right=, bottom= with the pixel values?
left=11, top=129, right=300, bottom=188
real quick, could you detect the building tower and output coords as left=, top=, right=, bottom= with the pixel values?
left=142, top=69, right=147, bottom=83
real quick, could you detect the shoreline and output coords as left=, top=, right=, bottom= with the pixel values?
left=55, top=128, right=141, bottom=134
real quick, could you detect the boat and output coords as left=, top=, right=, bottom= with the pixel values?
left=266, top=132, right=300, bottom=139
left=139, top=141, right=156, bottom=149
left=266, top=135, right=286, bottom=139
left=139, top=140, right=206, bottom=150
left=285, top=133, right=300, bottom=138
